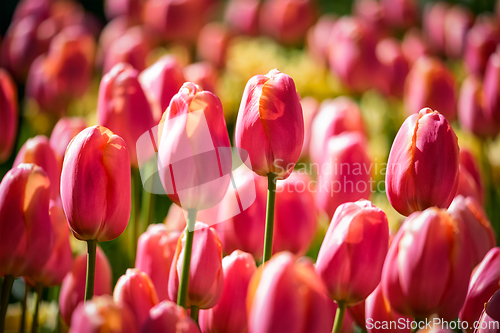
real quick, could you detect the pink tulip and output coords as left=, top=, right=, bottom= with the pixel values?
left=97, top=63, right=156, bottom=167
left=460, top=247, right=500, bottom=332
left=248, top=252, right=333, bottom=333
left=59, top=246, right=112, bottom=325
left=224, top=0, right=260, bottom=36
left=464, top=16, right=500, bottom=76
left=376, top=38, right=409, bottom=98
left=164, top=204, right=189, bottom=232
left=235, top=69, right=304, bottom=179
left=70, top=295, right=138, bottom=333
left=353, top=0, right=385, bottom=38
left=386, top=108, right=459, bottom=216
left=135, top=224, right=180, bottom=301
left=0, top=69, right=18, bottom=163
left=114, top=268, right=160, bottom=327
left=183, top=62, right=218, bottom=93
left=168, top=222, right=223, bottom=308
left=309, top=97, right=366, bottom=166
left=11, top=0, right=51, bottom=25
left=139, top=55, right=186, bottom=120
left=141, top=300, right=200, bottom=333
left=0, top=164, right=53, bottom=277
left=158, top=82, right=231, bottom=211
left=483, top=48, right=500, bottom=133
left=199, top=250, right=257, bottom=332
left=348, top=301, right=366, bottom=329
left=316, top=200, right=389, bottom=305
left=382, top=208, right=472, bottom=320
left=49, top=117, right=87, bottom=167
left=475, top=290, right=500, bottom=333
left=457, top=164, right=483, bottom=205
left=401, top=28, right=431, bottom=66
left=365, top=285, right=411, bottom=333
left=13, top=135, right=60, bottom=200
left=60, top=125, right=131, bottom=242
left=404, top=56, right=457, bottom=121
left=105, top=0, right=144, bottom=23
left=443, top=5, right=473, bottom=58
left=306, top=14, right=337, bottom=65
left=457, top=149, right=483, bottom=203
left=197, top=23, right=232, bottom=69
left=380, top=0, right=418, bottom=29
left=299, top=96, right=319, bottom=159
left=96, top=17, right=129, bottom=69
left=423, top=2, right=450, bottom=54
left=315, top=133, right=372, bottom=219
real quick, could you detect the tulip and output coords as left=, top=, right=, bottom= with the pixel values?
left=464, top=17, right=499, bottom=76
left=105, top=0, right=144, bottom=23
left=380, top=0, right=418, bottom=29
left=309, top=97, right=366, bottom=166
left=382, top=208, right=472, bottom=320
left=114, top=268, right=160, bottom=327
left=348, top=301, right=366, bottom=329
left=299, top=96, right=319, bottom=159
left=457, top=149, right=483, bottom=203
left=259, top=0, right=316, bottom=45
left=306, top=14, right=336, bottom=65
left=460, top=247, right=500, bottom=332
left=247, top=252, right=333, bottom=333
left=199, top=250, right=257, bottom=332
left=70, top=295, right=138, bottom=333
left=49, top=117, right=87, bottom=167
left=365, top=285, right=411, bottom=333
left=353, top=0, right=385, bottom=38
left=59, top=246, right=112, bottom=325
left=401, top=28, right=430, bottom=66
left=0, top=69, right=18, bottom=164
left=135, top=224, right=180, bottom=301
left=183, top=62, right=218, bottom=93
left=97, top=63, right=156, bottom=167
left=197, top=23, right=232, bottom=69
left=315, top=133, right=372, bottom=219
left=483, top=48, right=500, bottom=133
left=423, top=2, right=450, bottom=54
left=457, top=163, right=483, bottom=205
left=96, top=17, right=129, bottom=69
left=404, top=57, right=457, bottom=121
left=13, top=135, right=60, bottom=200
left=316, top=200, right=389, bottom=306
left=224, top=0, right=260, bottom=36
left=385, top=108, right=459, bottom=216
left=164, top=204, right=189, bottom=232
left=375, top=38, right=409, bottom=98
left=443, top=5, right=473, bottom=58
left=475, top=290, right=500, bottom=333
left=11, top=0, right=51, bottom=25
left=168, top=222, right=223, bottom=309
left=139, top=55, right=186, bottom=120
left=141, top=300, right=200, bottom=333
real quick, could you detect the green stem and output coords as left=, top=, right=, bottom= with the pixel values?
left=0, top=275, right=14, bottom=333
left=31, top=284, right=43, bottom=333
left=332, top=301, right=346, bottom=333
left=177, top=209, right=197, bottom=308
left=132, top=168, right=142, bottom=261
left=141, top=184, right=155, bottom=228
left=84, top=240, right=97, bottom=302
left=262, top=172, right=278, bottom=263
left=190, top=305, right=199, bottom=324
left=19, top=284, right=28, bottom=333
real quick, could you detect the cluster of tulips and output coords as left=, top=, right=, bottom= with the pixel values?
left=1, top=0, right=500, bottom=332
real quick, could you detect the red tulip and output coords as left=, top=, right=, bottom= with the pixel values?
left=105, top=0, right=144, bottom=23
left=375, top=38, right=409, bottom=98
left=49, top=117, right=87, bottom=167
left=96, top=17, right=129, bottom=69
left=443, top=5, right=473, bottom=58
left=0, top=164, right=53, bottom=277
left=401, top=28, right=431, bottom=65
left=460, top=247, right=500, bottom=332
left=13, top=135, right=60, bottom=200
left=114, top=268, right=160, bottom=327
left=141, top=300, right=200, bottom=333
left=0, top=69, right=18, bottom=163
left=306, top=14, right=337, bottom=65
left=457, top=149, right=483, bottom=203
left=60, top=125, right=131, bottom=242
left=224, top=0, right=260, bottom=36
left=183, top=62, right=218, bottom=93
left=97, top=63, right=156, bottom=167
left=299, top=96, right=319, bottom=159
left=235, top=69, right=304, bottom=179
left=70, top=295, right=138, bottom=333
left=348, top=301, right=366, bottom=329
left=353, top=0, right=385, bottom=38
left=168, top=222, right=223, bottom=308
left=380, top=0, right=418, bottom=29
left=475, top=290, right=500, bottom=333
left=59, top=246, right=112, bottom=325
left=483, top=48, right=500, bottom=133
left=316, top=200, right=389, bottom=305
left=139, top=55, right=186, bottom=120
left=135, top=224, right=180, bottom=301
left=382, top=208, right=472, bottom=320
left=386, top=108, right=459, bottom=216
left=158, top=82, right=231, bottom=211
left=199, top=250, right=257, bottom=333
left=365, top=285, right=411, bottom=333
left=423, top=2, right=450, bottom=54
left=315, top=132, right=372, bottom=219
left=404, top=56, right=457, bottom=121
left=247, top=252, right=333, bottom=333
left=464, top=16, right=499, bottom=76
left=197, top=23, right=232, bottom=69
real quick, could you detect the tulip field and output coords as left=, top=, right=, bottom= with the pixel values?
left=2, top=0, right=500, bottom=332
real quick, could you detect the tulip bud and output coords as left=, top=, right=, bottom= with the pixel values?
left=482, top=48, right=500, bottom=133
left=224, top=0, right=260, bottom=36
left=365, top=285, right=412, bottom=333
left=423, top=2, right=450, bottom=54
left=475, top=290, right=500, bottom=333
left=464, top=17, right=499, bottom=76
left=59, top=246, right=112, bottom=325
left=0, top=69, right=18, bottom=163
left=382, top=208, right=472, bottom=320
left=401, top=28, right=430, bottom=66
left=13, top=135, right=60, bottom=200
left=97, top=63, right=156, bottom=167
left=60, top=125, right=131, bottom=242
left=183, top=62, right=218, bottom=93
left=380, top=0, right=418, bottom=29
left=0, top=164, right=53, bottom=277
left=309, top=97, right=366, bottom=166
left=235, top=69, right=304, bottom=179
left=135, top=224, right=180, bottom=301
left=386, top=108, right=459, bottom=216
left=404, top=57, right=457, bottom=121
left=315, top=133, right=372, bottom=219
left=199, top=250, right=257, bottom=333
left=456, top=149, right=483, bottom=203
left=376, top=38, right=409, bottom=98
left=306, top=14, right=336, bottom=65
left=316, top=200, right=389, bottom=305
left=197, top=23, right=232, bottom=69
left=114, top=268, right=160, bottom=327
left=443, top=5, right=473, bottom=58
left=460, top=247, right=500, bottom=332
left=168, top=222, right=223, bottom=308
left=247, top=252, right=333, bottom=333
left=49, top=117, right=87, bottom=168
left=103, top=26, right=151, bottom=73
left=299, top=96, right=319, bottom=159
left=142, top=300, right=200, bottom=333
left=70, top=295, right=138, bottom=333
left=139, top=55, right=186, bottom=120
